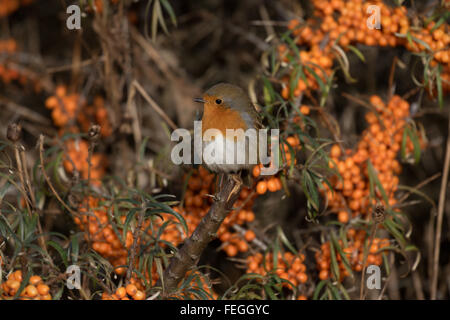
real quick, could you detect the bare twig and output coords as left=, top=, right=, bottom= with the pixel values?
left=126, top=203, right=145, bottom=282
left=398, top=172, right=441, bottom=204
left=360, top=203, right=385, bottom=300
left=38, top=135, right=79, bottom=218
left=430, top=110, right=450, bottom=300
left=7, top=125, right=51, bottom=263
left=412, top=270, right=425, bottom=300
left=132, top=80, right=178, bottom=131
left=377, top=252, right=396, bottom=300
left=46, top=56, right=105, bottom=74
left=1, top=96, right=51, bottom=126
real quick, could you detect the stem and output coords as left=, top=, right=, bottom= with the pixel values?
left=126, top=203, right=145, bottom=282
left=39, top=135, right=80, bottom=218
left=430, top=111, right=450, bottom=300
left=13, top=140, right=51, bottom=263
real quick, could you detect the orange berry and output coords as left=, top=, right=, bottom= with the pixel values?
left=252, top=165, right=261, bottom=177
left=281, top=86, right=289, bottom=99
left=55, top=85, right=66, bottom=97
left=319, top=269, right=329, bottom=280
left=225, top=244, right=238, bottom=257
left=116, top=287, right=127, bottom=299
left=300, top=105, right=310, bottom=115
left=369, top=244, right=378, bottom=254
left=297, top=272, right=308, bottom=284
left=330, top=145, right=341, bottom=158
left=245, top=211, right=255, bottom=222
left=37, top=284, right=50, bottom=296
left=367, top=254, right=377, bottom=265
left=237, top=240, right=249, bottom=252
left=25, top=285, right=38, bottom=298
left=12, top=270, right=23, bottom=282
left=219, top=231, right=231, bottom=242
left=286, top=136, right=299, bottom=148
left=267, top=178, right=279, bottom=192
left=274, top=177, right=282, bottom=190
left=7, top=279, right=20, bottom=292
left=256, top=181, right=267, bottom=195
left=133, top=290, right=145, bottom=300
left=244, top=230, right=256, bottom=242
left=126, top=284, right=137, bottom=297
left=41, top=294, right=52, bottom=300
left=29, top=275, right=42, bottom=286
left=248, top=261, right=258, bottom=271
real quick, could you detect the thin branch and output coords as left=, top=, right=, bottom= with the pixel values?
left=132, top=80, right=178, bottom=131
left=38, top=135, right=79, bottom=218
left=430, top=110, right=450, bottom=300
left=126, top=203, right=145, bottom=282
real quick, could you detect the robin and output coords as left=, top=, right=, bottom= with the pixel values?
left=194, top=83, right=263, bottom=185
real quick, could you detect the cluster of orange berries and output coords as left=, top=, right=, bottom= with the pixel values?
left=77, top=96, right=113, bottom=138
left=0, top=0, right=33, bottom=17
left=281, top=0, right=449, bottom=97
left=1, top=271, right=51, bottom=300
left=323, top=95, right=422, bottom=223
left=45, top=86, right=110, bottom=183
left=45, top=85, right=80, bottom=128
left=168, top=167, right=259, bottom=257
left=169, top=271, right=218, bottom=300
left=102, top=281, right=146, bottom=300
left=62, top=139, right=107, bottom=184
left=0, top=39, right=18, bottom=84
left=73, top=196, right=161, bottom=287
left=406, top=21, right=450, bottom=93
left=0, top=38, right=17, bottom=53
left=74, top=196, right=170, bottom=288
left=45, top=86, right=112, bottom=137
left=323, top=95, right=425, bottom=223
left=0, top=39, right=41, bottom=90
left=246, top=251, right=308, bottom=296
left=315, top=229, right=389, bottom=281
left=74, top=197, right=133, bottom=275
left=252, top=135, right=302, bottom=195
left=0, top=39, right=31, bottom=86
left=101, top=271, right=217, bottom=300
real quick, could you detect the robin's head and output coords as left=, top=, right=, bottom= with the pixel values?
left=194, top=83, right=251, bottom=113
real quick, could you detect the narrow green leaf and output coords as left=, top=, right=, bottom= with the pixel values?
left=160, top=0, right=177, bottom=26
left=47, top=240, right=68, bottom=267
left=347, top=44, right=366, bottom=62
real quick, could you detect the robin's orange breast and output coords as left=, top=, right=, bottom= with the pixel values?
left=201, top=103, right=249, bottom=135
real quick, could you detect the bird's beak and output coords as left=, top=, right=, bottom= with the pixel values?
left=194, top=98, right=206, bottom=103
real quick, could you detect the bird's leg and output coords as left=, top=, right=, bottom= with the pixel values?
left=227, top=173, right=243, bottom=202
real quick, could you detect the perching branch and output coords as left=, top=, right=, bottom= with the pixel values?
left=160, top=173, right=242, bottom=297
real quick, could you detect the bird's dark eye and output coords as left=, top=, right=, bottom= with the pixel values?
left=215, top=99, right=222, bottom=105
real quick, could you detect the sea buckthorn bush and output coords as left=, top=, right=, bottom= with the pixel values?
left=0, top=0, right=449, bottom=301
